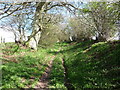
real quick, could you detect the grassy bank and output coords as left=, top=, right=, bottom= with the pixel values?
left=58, top=41, right=120, bottom=89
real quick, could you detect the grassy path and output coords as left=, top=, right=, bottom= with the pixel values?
left=1, top=43, right=56, bottom=88
left=34, top=56, right=55, bottom=89
left=1, top=41, right=120, bottom=89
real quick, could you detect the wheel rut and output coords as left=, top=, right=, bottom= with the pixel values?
left=34, top=56, right=55, bottom=89
left=62, top=58, right=75, bottom=90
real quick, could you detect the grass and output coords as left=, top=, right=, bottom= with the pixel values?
left=2, top=43, right=31, bottom=55
left=1, top=43, right=53, bottom=88
left=49, top=54, right=66, bottom=89
left=1, top=40, right=120, bottom=89
left=49, top=40, right=120, bottom=89
left=61, top=41, right=120, bottom=89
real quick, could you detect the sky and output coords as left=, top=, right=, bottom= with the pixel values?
left=0, top=28, right=15, bottom=43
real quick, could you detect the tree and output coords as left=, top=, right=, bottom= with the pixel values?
left=0, top=1, right=77, bottom=50
left=68, top=15, right=95, bottom=42
left=88, top=2, right=118, bottom=41
left=0, top=13, right=32, bottom=45
left=27, top=2, right=77, bottom=50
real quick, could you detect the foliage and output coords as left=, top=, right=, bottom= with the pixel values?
left=88, top=2, right=118, bottom=41
left=68, top=15, right=95, bottom=41
left=39, top=24, right=68, bottom=47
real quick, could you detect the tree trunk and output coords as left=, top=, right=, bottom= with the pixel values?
left=69, top=36, right=73, bottom=41
left=28, top=2, right=46, bottom=50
